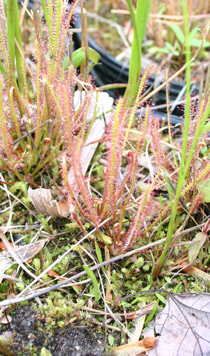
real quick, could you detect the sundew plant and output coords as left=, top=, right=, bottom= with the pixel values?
left=0, top=0, right=82, bottom=181
left=0, top=0, right=210, bottom=281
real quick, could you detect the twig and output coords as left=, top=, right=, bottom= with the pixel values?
left=12, top=119, right=52, bottom=145
left=0, top=237, right=166, bottom=307
left=91, top=320, right=121, bottom=332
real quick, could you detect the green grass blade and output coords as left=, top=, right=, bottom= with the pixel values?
left=95, top=243, right=106, bottom=274
left=124, top=0, right=151, bottom=105
left=153, top=0, right=191, bottom=279
left=83, top=265, right=100, bottom=301
left=14, top=0, right=24, bottom=93
left=7, top=0, right=16, bottom=73
left=41, top=0, right=52, bottom=36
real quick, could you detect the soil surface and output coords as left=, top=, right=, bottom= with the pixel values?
left=1, top=305, right=105, bottom=356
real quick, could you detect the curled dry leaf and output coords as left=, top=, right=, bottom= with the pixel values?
left=0, top=229, right=47, bottom=282
left=104, top=337, right=158, bottom=356
left=28, top=187, right=69, bottom=217
left=188, top=231, right=207, bottom=263
left=0, top=316, right=12, bottom=324
left=180, top=262, right=210, bottom=285
left=144, top=293, right=210, bottom=356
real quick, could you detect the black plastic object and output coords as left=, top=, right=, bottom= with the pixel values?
left=71, top=6, right=200, bottom=127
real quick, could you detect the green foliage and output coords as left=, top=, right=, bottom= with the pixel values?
left=0, top=2, right=209, bottom=331
left=63, top=46, right=101, bottom=70
left=110, top=270, right=123, bottom=293
left=83, top=265, right=100, bottom=301
left=6, top=0, right=24, bottom=92
left=108, top=334, right=115, bottom=347
left=124, top=0, right=151, bottom=105
left=197, top=181, right=210, bottom=202
left=38, top=216, right=51, bottom=233
left=65, top=222, right=80, bottom=231
left=40, top=348, right=52, bottom=356
left=9, top=181, right=28, bottom=196
left=167, top=24, right=210, bottom=48
left=95, top=243, right=106, bottom=275
left=15, top=281, right=25, bottom=292
left=32, top=258, right=41, bottom=275
left=145, top=299, right=159, bottom=327
left=147, top=0, right=210, bottom=68
left=154, top=24, right=210, bottom=59
left=44, top=292, right=74, bottom=323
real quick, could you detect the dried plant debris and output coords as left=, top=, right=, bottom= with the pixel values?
left=0, top=229, right=47, bottom=282
left=144, top=293, right=210, bottom=356
left=0, top=340, right=15, bottom=356
left=104, top=337, right=158, bottom=356
left=28, top=187, right=69, bottom=217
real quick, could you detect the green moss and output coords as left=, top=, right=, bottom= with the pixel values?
left=22, top=196, right=31, bottom=207
left=38, top=216, right=52, bottom=233
left=9, top=181, right=28, bottom=196
left=32, top=258, right=41, bottom=273
left=43, top=292, right=74, bottom=324
left=65, top=222, right=79, bottom=231
left=143, top=263, right=151, bottom=272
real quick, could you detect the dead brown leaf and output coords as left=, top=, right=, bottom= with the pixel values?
left=0, top=229, right=47, bottom=281
left=144, top=293, right=210, bottom=356
left=188, top=232, right=207, bottom=263
left=180, top=262, right=210, bottom=285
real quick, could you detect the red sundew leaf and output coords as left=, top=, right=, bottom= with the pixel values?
left=113, top=295, right=122, bottom=309
left=204, top=218, right=210, bottom=234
